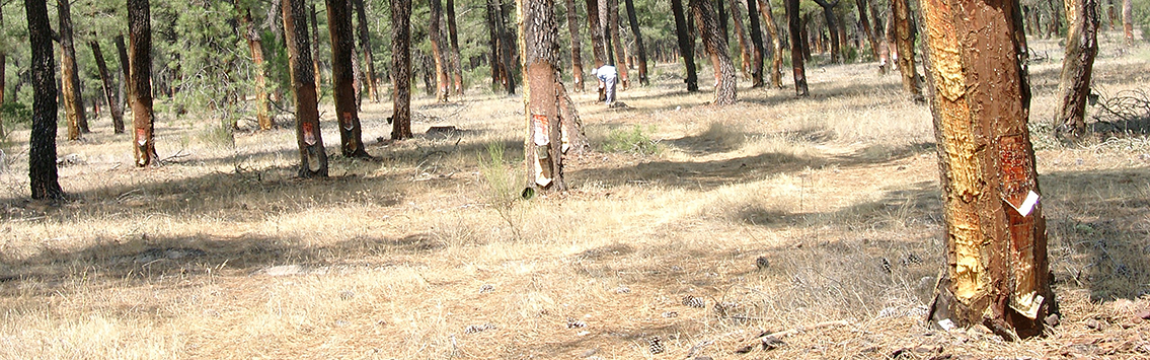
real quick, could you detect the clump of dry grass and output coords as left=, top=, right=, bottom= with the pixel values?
left=0, top=37, right=1148, bottom=359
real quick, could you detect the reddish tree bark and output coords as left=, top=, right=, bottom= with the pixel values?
left=283, top=0, right=328, bottom=177
left=518, top=0, right=573, bottom=192
left=428, top=0, right=450, bottom=101
left=391, top=0, right=414, bottom=139
left=446, top=0, right=465, bottom=95
left=786, top=0, right=808, bottom=96
left=239, top=8, right=274, bottom=130
left=129, top=0, right=157, bottom=167
left=921, top=0, right=1057, bottom=338
left=691, top=0, right=737, bottom=104
left=26, top=0, right=65, bottom=199
left=57, top=0, right=88, bottom=139
left=566, top=0, right=587, bottom=91
left=327, top=0, right=371, bottom=157
left=607, top=0, right=630, bottom=88
left=728, top=0, right=752, bottom=76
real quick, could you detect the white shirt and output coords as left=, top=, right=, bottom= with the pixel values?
left=596, top=65, right=617, bottom=79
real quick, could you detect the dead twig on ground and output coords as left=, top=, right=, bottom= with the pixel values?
left=735, top=320, right=851, bottom=353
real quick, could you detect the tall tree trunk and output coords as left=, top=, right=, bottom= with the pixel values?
left=607, top=0, right=630, bottom=88
left=353, top=0, right=381, bottom=103
left=880, top=11, right=893, bottom=73
left=1122, top=0, right=1133, bottom=43
left=485, top=0, right=504, bottom=90
left=391, top=0, right=414, bottom=140
left=326, top=0, right=371, bottom=158
left=566, top=0, right=587, bottom=91
left=758, top=0, right=783, bottom=88
left=746, top=0, right=766, bottom=88
left=310, top=4, right=323, bottom=98
left=691, top=0, right=737, bottom=105
left=446, top=0, right=465, bottom=95
left=672, top=0, right=700, bottom=92
left=811, top=0, right=841, bottom=63
left=855, top=0, right=879, bottom=60
left=518, top=0, right=569, bottom=192
left=586, top=0, right=608, bottom=68
left=239, top=9, right=274, bottom=130
left=623, top=0, right=649, bottom=85
left=128, top=0, right=157, bottom=167
left=786, top=0, right=808, bottom=95
left=801, top=12, right=811, bottom=60
left=89, top=38, right=125, bottom=134
left=0, top=5, right=5, bottom=137
left=428, top=0, right=451, bottom=101
left=1056, top=0, right=1099, bottom=140
left=1047, top=0, right=1062, bottom=38
left=921, top=0, right=1058, bottom=339
left=283, top=0, right=328, bottom=177
left=114, top=35, right=133, bottom=112
left=26, top=0, right=65, bottom=200
left=891, top=0, right=920, bottom=98
left=728, top=0, right=752, bottom=77
left=715, top=0, right=729, bottom=44
left=57, top=0, right=88, bottom=139
left=496, top=0, right=517, bottom=94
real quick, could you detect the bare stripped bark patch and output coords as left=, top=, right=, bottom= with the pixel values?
left=921, top=0, right=1055, bottom=338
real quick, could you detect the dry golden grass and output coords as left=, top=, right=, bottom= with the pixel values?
left=2, top=35, right=1149, bottom=359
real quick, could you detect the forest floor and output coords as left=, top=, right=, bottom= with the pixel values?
left=2, top=35, right=1150, bottom=359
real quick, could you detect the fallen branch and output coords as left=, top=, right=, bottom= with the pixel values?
left=735, top=320, right=850, bottom=353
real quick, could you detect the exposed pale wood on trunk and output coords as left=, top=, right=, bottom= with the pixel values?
left=920, top=0, right=1057, bottom=338
left=239, top=9, right=274, bottom=130
left=327, top=0, right=371, bottom=157
left=283, top=0, right=328, bottom=177
left=691, top=0, right=737, bottom=104
left=58, top=0, right=88, bottom=139
left=129, top=0, right=157, bottom=167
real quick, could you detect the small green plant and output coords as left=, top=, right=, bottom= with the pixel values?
left=199, top=122, right=235, bottom=148
left=478, top=142, right=524, bottom=241
left=602, top=125, right=660, bottom=155
left=1, top=102, right=33, bottom=130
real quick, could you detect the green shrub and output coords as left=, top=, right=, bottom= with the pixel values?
left=602, top=125, right=659, bottom=155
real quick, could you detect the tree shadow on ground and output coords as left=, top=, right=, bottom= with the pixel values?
left=0, top=230, right=447, bottom=294
left=571, top=140, right=935, bottom=190
left=1041, top=168, right=1150, bottom=301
